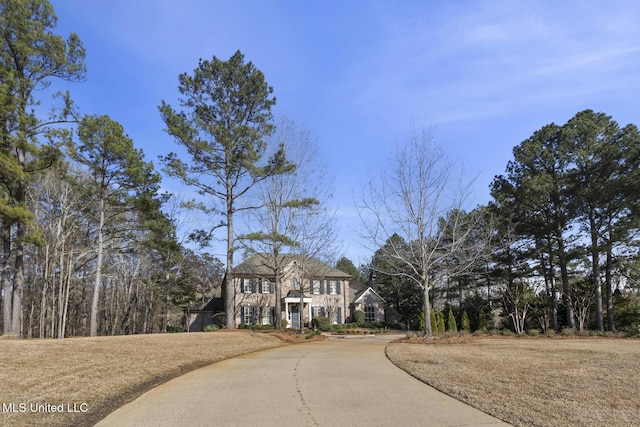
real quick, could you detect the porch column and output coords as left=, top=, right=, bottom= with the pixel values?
left=284, top=303, right=289, bottom=327
left=308, top=304, right=312, bottom=325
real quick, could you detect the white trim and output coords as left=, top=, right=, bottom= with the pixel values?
left=353, top=287, right=386, bottom=304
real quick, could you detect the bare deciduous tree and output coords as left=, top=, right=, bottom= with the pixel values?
left=500, top=279, right=534, bottom=335
left=242, top=116, right=334, bottom=330
left=358, top=127, right=486, bottom=337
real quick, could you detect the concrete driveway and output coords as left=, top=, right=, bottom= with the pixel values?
left=97, top=335, right=510, bottom=426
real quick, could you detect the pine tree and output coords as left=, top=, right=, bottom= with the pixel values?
left=461, top=310, right=471, bottom=332
left=429, top=308, right=437, bottom=334
left=436, top=309, right=446, bottom=333
left=72, top=115, right=159, bottom=336
left=159, top=50, right=289, bottom=329
left=0, top=0, right=85, bottom=337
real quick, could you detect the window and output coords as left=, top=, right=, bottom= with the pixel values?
left=261, top=307, right=274, bottom=325
left=241, top=278, right=253, bottom=294
left=312, top=280, right=320, bottom=294
left=261, top=280, right=272, bottom=294
left=242, top=307, right=255, bottom=325
left=328, top=280, right=340, bottom=295
left=364, top=305, right=375, bottom=322
left=312, top=306, right=326, bottom=318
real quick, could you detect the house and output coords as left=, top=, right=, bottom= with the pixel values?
left=350, top=287, right=386, bottom=323
left=349, top=272, right=386, bottom=323
left=233, top=254, right=351, bottom=328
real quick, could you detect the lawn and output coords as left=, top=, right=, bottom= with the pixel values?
left=4, top=330, right=637, bottom=427
left=386, top=335, right=640, bottom=427
left=0, top=331, right=288, bottom=426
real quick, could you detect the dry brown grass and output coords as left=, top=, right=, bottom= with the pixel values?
left=386, top=336, right=640, bottom=427
left=0, top=330, right=287, bottom=426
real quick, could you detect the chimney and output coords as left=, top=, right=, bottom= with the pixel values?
left=368, top=270, right=377, bottom=291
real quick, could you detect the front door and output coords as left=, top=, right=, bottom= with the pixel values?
left=290, top=305, right=299, bottom=328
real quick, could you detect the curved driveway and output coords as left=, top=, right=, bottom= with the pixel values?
left=97, top=335, right=510, bottom=426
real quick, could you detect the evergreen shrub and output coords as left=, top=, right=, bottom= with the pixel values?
left=311, top=317, right=331, bottom=331
left=354, top=310, right=365, bottom=326
left=447, top=308, right=458, bottom=333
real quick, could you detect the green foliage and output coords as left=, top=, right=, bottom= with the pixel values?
left=159, top=50, right=292, bottom=329
left=336, top=257, right=364, bottom=282
left=490, top=109, right=640, bottom=333
left=306, top=330, right=321, bottom=339
left=158, top=51, right=283, bottom=228
left=311, top=317, right=331, bottom=332
left=330, top=323, right=358, bottom=332
left=461, top=310, right=470, bottom=332
left=371, top=235, right=424, bottom=330
left=447, top=308, right=458, bottom=333
left=438, top=309, right=446, bottom=333
left=354, top=310, right=365, bottom=327
left=238, top=324, right=274, bottom=330
left=613, top=291, right=640, bottom=337
left=363, top=321, right=387, bottom=329
left=204, top=324, right=220, bottom=332
left=0, top=0, right=86, bottom=336
left=429, top=309, right=436, bottom=334
left=74, top=115, right=160, bottom=201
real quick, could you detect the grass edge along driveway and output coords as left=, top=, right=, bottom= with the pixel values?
left=386, top=336, right=640, bottom=427
left=0, top=331, right=290, bottom=426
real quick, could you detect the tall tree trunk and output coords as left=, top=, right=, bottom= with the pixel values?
left=2, top=223, right=13, bottom=335
left=225, top=191, right=235, bottom=329
left=90, top=196, right=105, bottom=337
left=39, top=245, right=51, bottom=338
left=544, top=242, right=559, bottom=332
left=299, top=289, right=304, bottom=335
left=274, top=266, right=282, bottom=330
left=605, top=244, right=615, bottom=332
left=59, top=250, right=73, bottom=339
left=423, top=271, right=433, bottom=338
left=556, top=230, right=576, bottom=329
left=590, top=210, right=604, bottom=331
left=11, top=222, right=25, bottom=337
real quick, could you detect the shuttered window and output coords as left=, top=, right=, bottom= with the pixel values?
left=312, top=306, right=326, bottom=318
left=241, top=307, right=256, bottom=324
left=261, top=306, right=274, bottom=325
left=241, top=278, right=252, bottom=294
left=261, top=280, right=272, bottom=294
left=329, top=280, right=338, bottom=295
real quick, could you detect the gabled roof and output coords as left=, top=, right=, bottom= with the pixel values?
left=234, top=254, right=351, bottom=279
left=185, top=297, right=224, bottom=313
left=351, top=286, right=386, bottom=304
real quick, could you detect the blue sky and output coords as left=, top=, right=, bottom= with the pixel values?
left=51, top=0, right=640, bottom=266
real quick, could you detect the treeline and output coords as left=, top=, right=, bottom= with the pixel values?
left=0, top=0, right=224, bottom=338
left=370, top=110, right=640, bottom=336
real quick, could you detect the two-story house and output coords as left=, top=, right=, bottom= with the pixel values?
left=233, top=254, right=351, bottom=328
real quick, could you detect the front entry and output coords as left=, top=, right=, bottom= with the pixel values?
left=290, top=305, right=300, bottom=328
